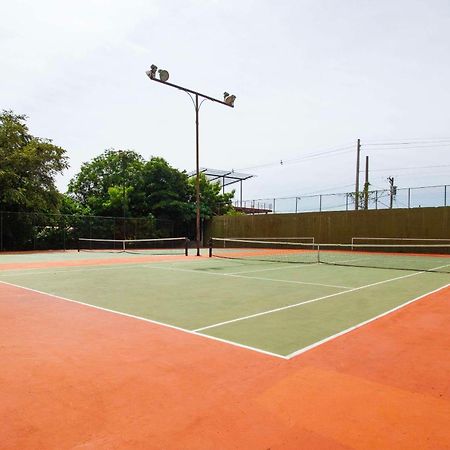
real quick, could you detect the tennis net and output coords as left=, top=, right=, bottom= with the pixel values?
left=78, top=237, right=189, bottom=255
left=209, top=238, right=450, bottom=273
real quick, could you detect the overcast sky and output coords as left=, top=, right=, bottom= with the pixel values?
left=2, top=0, right=450, bottom=205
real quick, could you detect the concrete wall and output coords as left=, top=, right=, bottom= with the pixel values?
left=205, top=207, right=450, bottom=244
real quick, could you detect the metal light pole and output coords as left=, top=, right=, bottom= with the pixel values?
left=145, top=65, right=235, bottom=256
left=118, top=150, right=127, bottom=239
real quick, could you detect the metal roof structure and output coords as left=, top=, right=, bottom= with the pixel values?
left=188, top=168, right=255, bottom=207
left=188, top=168, right=254, bottom=186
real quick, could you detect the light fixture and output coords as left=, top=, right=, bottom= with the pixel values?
left=158, top=69, right=169, bottom=82
left=146, top=64, right=158, bottom=79
left=224, top=93, right=236, bottom=107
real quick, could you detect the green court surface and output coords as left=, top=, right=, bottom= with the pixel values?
left=0, top=252, right=448, bottom=358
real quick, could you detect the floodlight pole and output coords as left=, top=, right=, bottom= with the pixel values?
left=119, top=150, right=127, bottom=238
left=195, top=93, right=200, bottom=257
left=146, top=74, right=234, bottom=256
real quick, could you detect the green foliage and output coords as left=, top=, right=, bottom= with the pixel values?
left=224, top=208, right=244, bottom=216
left=190, top=173, right=235, bottom=219
left=347, top=186, right=382, bottom=210
left=67, top=149, right=144, bottom=216
left=66, top=151, right=236, bottom=240
left=141, top=157, right=194, bottom=222
left=0, top=110, right=68, bottom=212
left=0, top=111, right=237, bottom=248
left=59, top=193, right=91, bottom=216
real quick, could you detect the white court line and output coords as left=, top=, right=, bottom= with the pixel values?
left=224, top=263, right=320, bottom=275
left=326, top=256, right=374, bottom=265
left=145, top=264, right=353, bottom=289
left=0, top=262, right=159, bottom=276
left=194, top=263, right=450, bottom=332
left=286, top=283, right=450, bottom=359
left=0, top=262, right=352, bottom=289
left=220, top=273, right=352, bottom=289
left=0, top=260, right=297, bottom=277
left=0, top=280, right=287, bottom=360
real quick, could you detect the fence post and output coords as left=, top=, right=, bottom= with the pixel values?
left=33, top=213, right=37, bottom=251
left=319, top=195, right=322, bottom=212
left=375, top=190, right=378, bottom=209
left=445, top=185, right=447, bottom=207
left=273, top=198, right=276, bottom=213
left=62, top=216, right=66, bottom=251
left=408, top=188, right=411, bottom=208
left=295, top=197, right=298, bottom=213
left=0, top=211, right=3, bottom=251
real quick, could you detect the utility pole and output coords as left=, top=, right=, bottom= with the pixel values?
left=354, top=138, right=361, bottom=210
left=364, top=155, right=369, bottom=210
left=388, top=176, right=396, bottom=209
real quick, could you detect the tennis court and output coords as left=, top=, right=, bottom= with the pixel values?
left=1, top=238, right=449, bottom=448
left=1, top=239, right=449, bottom=357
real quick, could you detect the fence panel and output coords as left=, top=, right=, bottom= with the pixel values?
left=239, top=184, right=449, bottom=214
left=0, top=212, right=175, bottom=251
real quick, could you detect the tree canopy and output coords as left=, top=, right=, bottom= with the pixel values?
left=67, top=149, right=234, bottom=223
left=0, top=111, right=235, bottom=248
left=0, top=110, right=68, bottom=212
left=67, top=149, right=145, bottom=217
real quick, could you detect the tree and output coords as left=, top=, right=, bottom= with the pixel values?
left=0, top=110, right=68, bottom=212
left=191, top=173, right=235, bottom=219
left=141, top=157, right=193, bottom=222
left=67, top=149, right=145, bottom=217
left=67, top=150, right=236, bottom=239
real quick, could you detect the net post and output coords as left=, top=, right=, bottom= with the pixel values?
left=185, top=238, right=189, bottom=256
left=77, top=238, right=80, bottom=252
left=317, top=243, right=320, bottom=263
left=208, top=239, right=213, bottom=258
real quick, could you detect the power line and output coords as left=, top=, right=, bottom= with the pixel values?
left=362, top=144, right=450, bottom=152
left=235, top=138, right=450, bottom=172
left=364, top=138, right=450, bottom=146
left=359, top=163, right=450, bottom=173
left=236, top=143, right=354, bottom=171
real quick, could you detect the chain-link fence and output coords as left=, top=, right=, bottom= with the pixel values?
left=236, top=184, right=449, bottom=214
left=0, top=212, right=176, bottom=251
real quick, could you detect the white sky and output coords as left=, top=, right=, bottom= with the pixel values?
left=2, top=0, right=450, bottom=203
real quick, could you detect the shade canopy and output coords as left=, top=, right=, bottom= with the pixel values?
left=188, top=167, right=254, bottom=188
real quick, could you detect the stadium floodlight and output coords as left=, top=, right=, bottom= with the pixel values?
left=158, top=69, right=169, bottom=82
left=146, top=64, right=158, bottom=80
left=224, top=94, right=236, bottom=107
left=145, top=65, right=236, bottom=256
